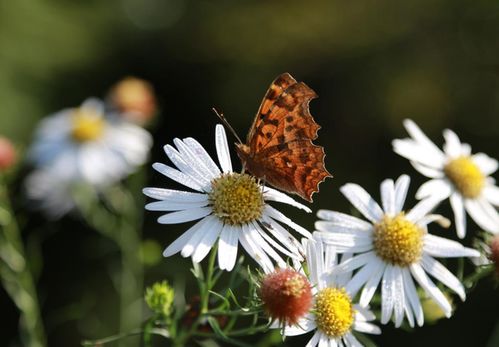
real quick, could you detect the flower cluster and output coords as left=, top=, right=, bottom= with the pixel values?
left=142, top=118, right=496, bottom=346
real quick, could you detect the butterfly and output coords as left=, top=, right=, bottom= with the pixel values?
left=235, top=73, right=332, bottom=202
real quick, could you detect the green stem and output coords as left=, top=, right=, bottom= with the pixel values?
left=0, top=175, right=46, bottom=347
left=75, top=184, right=144, bottom=347
left=201, top=245, right=218, bottom=314
left=82, top=327, right=169, bottom=347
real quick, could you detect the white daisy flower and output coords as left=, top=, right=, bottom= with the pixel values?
left=314, top=175, right=480, bottom=327
left=393, top=119, right=499, bottom=237
left=25, top=98, right=152, bottom=216
left=276, top=237, right=381, bottom=347
left=143, top=124, right=312, bottom=272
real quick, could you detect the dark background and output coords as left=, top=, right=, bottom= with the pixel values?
left=1, top=0, right=498, bottom=346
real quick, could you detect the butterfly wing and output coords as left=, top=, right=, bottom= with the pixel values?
left=236, top=73, right=332, bottom=202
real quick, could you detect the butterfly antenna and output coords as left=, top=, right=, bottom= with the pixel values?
left=212, top=107, right=243, bottom=144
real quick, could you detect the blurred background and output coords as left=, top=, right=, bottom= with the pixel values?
left=1, top=0, right=499, bottom=346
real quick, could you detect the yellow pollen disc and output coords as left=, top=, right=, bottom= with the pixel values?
left=71, top=109, right=105, bottom=142
left=444, top=156, right=485, bottom=199
left=373, top=213, right=424, bottom=267
left=314, top=287, right=355, bottom=338
left=209, top=173, right=264, bottom=226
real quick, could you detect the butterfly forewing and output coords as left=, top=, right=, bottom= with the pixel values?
left=236, top=73, right=332, bottom=202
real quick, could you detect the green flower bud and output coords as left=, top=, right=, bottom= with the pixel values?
left=145, top=281, right=174, bottom=317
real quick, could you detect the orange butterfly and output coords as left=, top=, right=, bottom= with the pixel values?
left=235, top=73, right=332, bottom=202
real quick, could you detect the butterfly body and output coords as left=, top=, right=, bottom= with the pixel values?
left=236, top=73, right=332, bottom=202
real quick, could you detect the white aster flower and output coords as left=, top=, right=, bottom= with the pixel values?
left=143, top=124, right=312, bottom=272
left=25, top=98, right=152, bottom=216
left=314, top=175, right=480, bottom=327
left=393, top=119, right=499, bottom=237
left=276, top=237, right=380, bottom=347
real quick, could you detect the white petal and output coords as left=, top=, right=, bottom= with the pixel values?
left=449, top=193, right=466, bottom=238
left=410, top=161, right=445, bottom=178
left=152, top=162, right=204, bottom=192
left=406, top=196, right=441, bottom=223
left=394, top=175, right=410, bottom=213
left=402, top=119, right=445, bottom=158
left=157, top=207, right=212, bottom=224
left=256, top=222, right=301, bottom=260
left=330, top=252, right=375, bottom=276
left=345, top=258, right=380, bottom=297
left=248, top=222, right=286, bottom=267
left=304, top=331, right=321, bottom=347
left=145, top=199, right=208, bottom=211
left=380, top=178, right=396, bottom=215
left=465, top=198, right=499, bottom=233
left=352, top=321, right=381, bottom=335
left=483, top=184, right=499, bottom=206
left=443, top=129, right=462, bottom=158
left=314, top=222, right=372, bottom=238
left=306, top=238, right=325, bottom=288
left=415, top=179, right=452, bottom=200
left=334, top=253, right=351, bottom=287
left=392, top=139, right=444, bottom=169
left=239, top=224, right=274, bottom=273
left=424, top=234, right=480, bottom=258
left=421, top=254, right=465, bottom=300
left=143, top=187, right=207, bottom=202
left=402, top=269, right=424, bottom=326
left=183, top=137, right=221, bottom=177
left=191, top=220, right=223, bottom=262
left=261, top=216, right=303, bottom=258
left=316, top=210, right=373, bottom=231
left=392, top=266, right=405, bottom=327
left=263, top=187, right=311, bottom=212
left=340, top=184, right=383, bottom=223
left=173, top=138, right=218, bottom=181
left=164, top=144, right=210, bottom=188
left=181, top=216, right=219, bottom=258
left=353, top=305, right=376, bottom=321
left=381, top=265, right=395, bottom=324
left=163, top=217, right=209, bottom=257
left=218, top=224, right=239, bottom=271
left=344, top=333, right=363, bottom=347
left=472, top=153, right=498, bottom=176
left=264, top=205, right=312, bottom=238
left=281, top=315, right=316, bottom=336
left=410, top=263, right=452, bottom=317
left=359, top=258, right=385, bottom=307
left=215, top=124, right=232, bottom=173
left=316, top=231, right=372, bottom=254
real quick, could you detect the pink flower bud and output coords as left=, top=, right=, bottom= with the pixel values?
left=0, top=137, right=16, bottom=171
left=260, top=268, right=312, bottom=326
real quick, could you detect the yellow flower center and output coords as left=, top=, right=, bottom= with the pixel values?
left=314, top=287, right=355, bottom=338
left=444, top=156, right=485, bottom=199
left=373, top=213, right=424, bottom=267
left=209, top=173, right=264, bottom=225
left=71, top=109, right=105, bottom=142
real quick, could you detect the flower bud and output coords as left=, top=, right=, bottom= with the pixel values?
left=109, top=77, right=157, bottom=125
left=145, top=280, right=174, bottom=316
left=0, top=137, right=16, bottom=171
left=489, top=235, right=499, bottom=275
left=259, top=268, right=312, bottom=326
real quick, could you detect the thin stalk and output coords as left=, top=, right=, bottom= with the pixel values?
left=76, top=182, right=144, bottom=347
left=201, top=245, right=218, bottom=314
left=0, top=175, right=46, bottom=347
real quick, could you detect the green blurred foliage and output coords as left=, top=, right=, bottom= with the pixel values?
left=1, top=0, right=498, bottom=346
